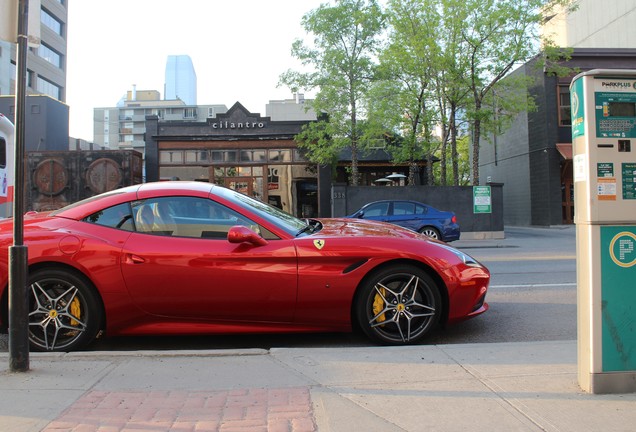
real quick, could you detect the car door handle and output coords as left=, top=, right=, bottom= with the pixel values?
left=125, top=254, right=146, bottom=264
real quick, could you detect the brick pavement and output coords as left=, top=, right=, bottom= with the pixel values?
left=42, top=387, right=316, bottom=432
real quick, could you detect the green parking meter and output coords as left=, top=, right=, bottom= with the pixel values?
left=571, top=69, right=636, bottom=394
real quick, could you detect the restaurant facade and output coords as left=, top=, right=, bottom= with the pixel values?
left=144, top=102, right=324, bottom=218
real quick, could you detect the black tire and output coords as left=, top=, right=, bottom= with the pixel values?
left=355, top=265, right=441, bottom=345
left=419, top=226, right=441, bottom=240
left=27, top=268, right=102, bottom=352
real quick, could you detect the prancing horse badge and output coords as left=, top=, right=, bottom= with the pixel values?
left=313, top=239, right=325, bottom=250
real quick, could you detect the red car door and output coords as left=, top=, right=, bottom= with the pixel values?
left=120, top=232, right=298, bottom=323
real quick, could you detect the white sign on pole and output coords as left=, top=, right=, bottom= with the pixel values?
left=0, top=0, right=40, bottom=46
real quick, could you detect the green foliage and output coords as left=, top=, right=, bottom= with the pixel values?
left=279, top=0, right=386, bottom=185
left=433, top=135, right=471, bottom=185
left=366, top=0, right=442, bottom=185
left=294, top=120, right=341, bottom=166
left=458, top=0, right=577, bottom=184
left=281, top=0, right=577, bottom=186
left=540, top=45, right=579, bottom=77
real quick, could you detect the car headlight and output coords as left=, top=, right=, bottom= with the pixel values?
left=437, top=243, right=483, bottom=267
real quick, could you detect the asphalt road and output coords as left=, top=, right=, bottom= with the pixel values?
left=0, top=225, right=577, bottom=352
left=446, top=225, right=577, bottom=344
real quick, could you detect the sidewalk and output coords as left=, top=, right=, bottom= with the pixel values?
left=2, top=340, right=635, bottom=431
left=454, top=225, right=576, bottom=250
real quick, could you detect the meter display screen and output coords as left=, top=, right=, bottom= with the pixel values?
left=595, top=93, right=636, bottom=138
left=608, top=102, right=636, bottom=117
left=593, top=77, right=636, bottom=138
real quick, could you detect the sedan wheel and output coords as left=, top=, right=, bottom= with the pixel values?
left=28, top=269, right=102, bottom=352
left=419, top=226, right=441, bottom=240
left=355, top=265, right=441, bottom=345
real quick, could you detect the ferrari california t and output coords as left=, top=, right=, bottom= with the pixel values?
left=0, top=181, right=489, bottom=352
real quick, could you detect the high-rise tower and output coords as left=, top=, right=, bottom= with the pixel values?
left=164, top=55, right=197, bottom=105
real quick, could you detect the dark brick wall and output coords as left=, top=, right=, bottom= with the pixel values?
left=330, top=183, right=504, bottom=235
left=528, top=61, right=556, bottom=226
left=480, top=65, right=533, bottom=226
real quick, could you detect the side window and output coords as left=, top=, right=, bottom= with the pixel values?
left=415, top=204, right=428, bottom=215
left=83, top=203, right=134, bottom=231
left=365, top=202, right=389, bottom=217
left=558, top=85, right=571, bottom=127
left=393, top=202, right=415, bottom=215
left=131, top=196, right=264, bottom=239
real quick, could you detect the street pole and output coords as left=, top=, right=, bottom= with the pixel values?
left=9, top=0, right=30, bottom=372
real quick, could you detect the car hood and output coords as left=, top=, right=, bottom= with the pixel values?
left=316, top=217, right=425, bottom=240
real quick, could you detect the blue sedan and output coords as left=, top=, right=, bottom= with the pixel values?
left=347, top=200, right=460, bottom=242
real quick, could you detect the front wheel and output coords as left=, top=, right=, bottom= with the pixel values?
left=28, top=268, right=103, bottom=352
left=355, top=265, right=441, bottom=345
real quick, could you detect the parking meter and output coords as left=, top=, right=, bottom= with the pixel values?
left=571, top=69, right=636, bottom=393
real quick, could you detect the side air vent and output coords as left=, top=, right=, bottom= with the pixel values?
left=342, top=260, right=368, bottom=274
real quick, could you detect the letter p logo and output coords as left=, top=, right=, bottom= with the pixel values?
left=609, top=232, right=636, bottom=268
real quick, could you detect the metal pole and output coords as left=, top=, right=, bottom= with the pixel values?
left=9, top=0, right=30, bottom=372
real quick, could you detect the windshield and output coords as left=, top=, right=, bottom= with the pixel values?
left=214, top=187, right=309, bottom=236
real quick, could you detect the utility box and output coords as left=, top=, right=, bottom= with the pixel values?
left=571, top=69, right=636, bottom=394
left=27, top=150, right=143, bottom=211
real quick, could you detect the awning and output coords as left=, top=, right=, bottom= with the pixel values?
left=556, top=143, right=572, bottom=160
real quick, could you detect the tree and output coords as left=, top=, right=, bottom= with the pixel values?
left=368, top=0, right=477, bottom=187
left=436, top=0, right=473, bottom=186
left=459, top=0, right=575, bottom=185
left=434, top=135, right=472, bottom=185
left=367, top=0, right=442, bottom=186
left=279, top=0, right=385, bottom=185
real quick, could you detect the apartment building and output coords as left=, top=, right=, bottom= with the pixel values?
left=0, top=0, right=69, bottom=153
left=1, top=0, right=68, bottom=101
left=93, top=87, right=227, bottom=154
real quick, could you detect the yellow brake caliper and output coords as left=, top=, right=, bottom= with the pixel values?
left=372, top=287, right=386, bottom=323
left=70, top=297, right=81, bottom=326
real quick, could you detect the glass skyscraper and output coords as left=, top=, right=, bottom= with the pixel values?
left=164, top=55, right=197, bottom=105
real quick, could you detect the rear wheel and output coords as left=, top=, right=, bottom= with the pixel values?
left=28, top=268, right=102, bottom=352
left=419, top=226, right=441, bottom=240
left=355, top=265, right=441, bottom=345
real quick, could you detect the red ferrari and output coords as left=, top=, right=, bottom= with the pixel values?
left=0, top=181, right=489, bottom=352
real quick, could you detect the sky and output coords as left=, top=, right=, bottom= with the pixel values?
left=66, top=0, right=325, bottom=141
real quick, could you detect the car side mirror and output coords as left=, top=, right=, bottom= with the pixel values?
left=357, top=211, right=364, bottom=218
left=227, top=225, right=268, bottom=246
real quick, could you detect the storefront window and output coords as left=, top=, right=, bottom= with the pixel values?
left=185, top=150, right=209, bottom=163
left=160, top=151, right=183, bottom=164
left=294, top=149, right=308, bottom=162
left=269, top=149, right=292, bottom=162
left=240, top=150, right=266, bottom=162
left=213, top=167, right=224, bottom=183
left=236, top=166, right=251, bottom=177
left=211, top=150, right=238, bottom=162
left=253, top=177, right=264, bottom=200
